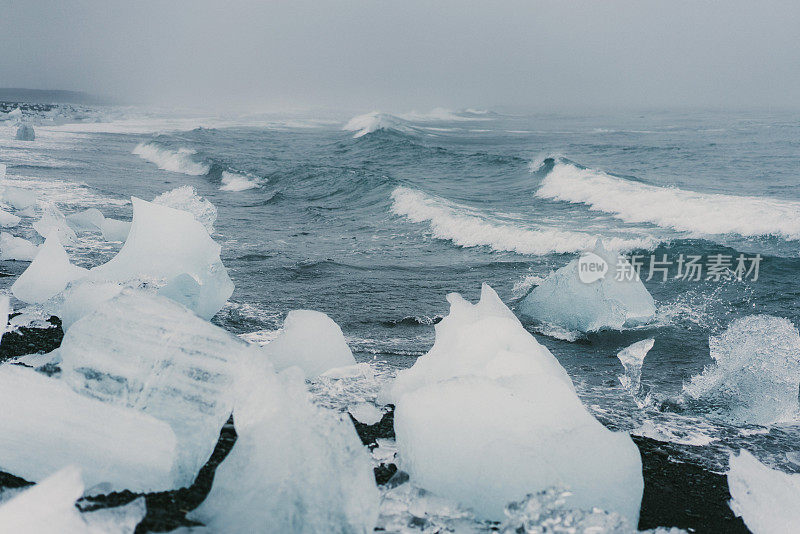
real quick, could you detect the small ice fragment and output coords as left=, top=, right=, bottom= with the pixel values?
left=88, top=197, right=233, bottom=319
left=262, top=309, right=356, bottom=378
left=321, top=362, right=375, bottom=380
left=0, top=208, right=20, bottom=228
left=100, top=217, right=132, bottom=242
left=2, top=186, right=37, bottom=210
left=683, top=315, right=800, bottom=424
left=81, top=497, right=146, bottom=534
left=17, top=206, right=37, bottom=218
left=617, top=338, right=655, bottom=400
left=0, top=232, right=39, bottom=261
left=728, top=450, right=800, bottom=533
left=349, top=403, right=383, bottom=425
left=15, top=123, right=35, bottom=141
left=59, top=290, right=248, bottom=487
left=518, top=240, right=656, bottom=332
left=11, top=233, right=87, bottom=304
left=66, top=208, right=105, bottom=233
left=189, top=359, right=379, bottom=533
left=34, top=202, right=77, bottom=244
left=153, top=185, right=217, bottom=233
left=0, top=365, right=177, bottom=492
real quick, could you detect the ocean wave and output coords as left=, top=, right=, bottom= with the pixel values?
left=220, top=170, right=260, bottom=191
left=390, top=186, right=657, bottom=255
left=132, top=142, right=210, bottom=176
left=342, top=108, right=493, bottom=138
left=536, top=158, right=800, bottom=240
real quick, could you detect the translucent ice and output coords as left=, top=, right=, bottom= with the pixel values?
left=0, top=465, right=147, bottom=534
left=0, top=208, right=20, bottom=228
left=100, top=218, right=132, bottom=242
left=190, top=359, right=379, bottom=533
left=349, top=403, right=383, bottom=425
left=11, top=233, right=87, bottom=304
left=262, top=309, right=356, bottom=378
left=518, top=240, right=656, bottom=332
left=728, top=450, right=800, bottom=533
left=617, top=338, right=655, bottom=402
left=34, top=202, right=77, bottom=244
left=0, top=365, right=177, bottom=492
left=15, top=123, right=35, bottom=141
left=59, top=290, right=247, bottom=488
left=88, top=197, right=233, bottom=319
left=683, top=315, right=800, bottom=424
left=66, top=208, right=105, bottom=232
left=153, top=185, right=217, bottom=233
left=59, top=280, right=123, bottom=330
left=0, top=295, right=9, bottom=345
left=2, top=186, right=38, bottom=211
left=390, top=284, right=643, bottom=524
left=0, top=232, right=38, bottom=261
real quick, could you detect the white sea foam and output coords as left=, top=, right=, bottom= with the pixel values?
left=536, top=159, right=800, bottom=239
left=390, top=186, right=657, bottom=255
left=343, top=112, right=411, bottom=138
left=132, top=142, right=210, bottom=176
left=220, top=170, right=259, bottom=191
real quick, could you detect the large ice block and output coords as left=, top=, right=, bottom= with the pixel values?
left=0, top=232, right=38, bottom=261
left=683, top=315, right=800, bottom=424
left=728, top=450, right=800, bottom=533
left=262, top=309, right=356, bottom=378
left=11, top=233, right=87, bottom=304
left=100, top=218, right=132, bottom=242
left=0, top=365, right=177, bottom=492
left=190, top=357, right=379, bottom=533
left=59, top=280, right=123, bottom=330
left=0, top=208, right=20, bottom=228
left=59, top=290, right=247, bottom=488
left=34, top=202, right=77, bottom=244
left=153, top=185, right=217, bottom=233
left=390, top=284, right=643, bottom=524
left=88, top=197, right=233, bottom=319
left=66, top=208, right=105, bottom=233
left=518, top=240, right=656, bottom=332
left=15, top=123, right=35, bottom=141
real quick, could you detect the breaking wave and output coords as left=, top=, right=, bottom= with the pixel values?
left=343, top=108, right=493, bottom=138
left=390, top=186, right=657, bottom=255
left=133, top=142, right=210, bottom=176
left=535, top=158, right=800, bottom=240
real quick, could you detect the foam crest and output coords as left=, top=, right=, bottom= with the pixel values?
left=391, top=186, right=656, bottom=255
left=536, top=160, right=800, bottom=239
left=133, top=142, right=210, bottom=176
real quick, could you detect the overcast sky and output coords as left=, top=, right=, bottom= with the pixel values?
left=1, top=0, right=797, bottom=112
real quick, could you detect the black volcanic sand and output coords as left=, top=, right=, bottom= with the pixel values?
left=0, top=324, right=751, bottom=533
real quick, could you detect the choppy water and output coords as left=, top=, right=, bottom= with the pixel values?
left=2, top=105, right=800, bottom=482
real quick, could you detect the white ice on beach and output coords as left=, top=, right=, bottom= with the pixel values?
left=518, top=240, right=656, bottom=332
left=66, top=208, right=105, bottom=233
left=262, top=309, right=356, bottom=378
left=0, top=208, right=20, bottom=228
left=59, top=290, right=247, bottom=488
left=0, top=232, right=38, bottom=261
left=59, top=281, right=123, bottom=330
left=1, top=186, right=37, bottom=211
left=34, top=202, right=77, bottom=244
left=100, top=217, right=132, bottom=242
left=14, top=123, right=35, bottom=141
left=617, top=338, right=655, bottom=402
left=153, top=185, right=217, bottom=233
left=0, top=465, right=147, bottom=534
left=11, top=233, right=87, bottom=304
left=190, top=358, right=379, bottom=534
left=88, top=197, right=233, bottom=319
left=0, top=295, right=9, bottom=345
left=728, top=450, right=800, bottom=534
left=683, top=315, right=800, bottom=425
left=389, top=284, right=643, bottom=524
left=0, top=365, right=177, bottom=492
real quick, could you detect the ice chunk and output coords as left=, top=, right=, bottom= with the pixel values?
left=11, top=233, right=87, bottom=304
left=190, top=359, right=379, bottom=533
left=0, top=295, right=8, bottom=345
left=728, top=450, right=800, bottom=533
left=383, top=284, right=573, bottom=403
left=0, top=232, right=39, bottom=261
left=100, top=217, right=132, bottom=242
left=15, top=123, right=35, bottom=141
left=683, top=315, right=800, bottom=424
left=390, top=284, right=643, bottom=524
left=0, top=208, right=20, bottom=228
left=59, top=290, right=246, bottom=488
left=1, top=186, right=38, bottom=210
left=34, top=202, right=77, bottom=244
left=59, top=280, right=123, bottom=330
left=0, top=365, right=177, bottom=492
left=518, top=240, right=656, bottom=332
left=349, top=403, right=383, bottom=425
left=66, top=208, right=105, bottom=232
left=262, top=309, right=356, bottom=378
left=0, top=466, right=147, bottom=534
left=5, top=107, right=22, bottom=119
left=617, top=338, right=655, bottom=402
left=153, top=185, right=217, bottom=233
left=88, top=197, right=233, bottom=319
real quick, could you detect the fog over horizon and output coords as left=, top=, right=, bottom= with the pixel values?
left=1, top=0, right=798, bottom=114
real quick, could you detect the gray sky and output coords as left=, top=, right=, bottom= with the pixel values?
left=1, top=0, right=798, bottom=112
